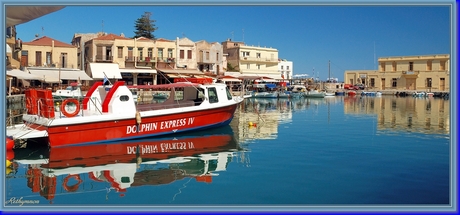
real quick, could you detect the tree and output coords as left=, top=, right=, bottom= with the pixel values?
left=133, top=12, right=158, bottom=39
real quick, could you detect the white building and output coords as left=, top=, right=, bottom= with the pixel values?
left=278, top=59, right=293, bottom=80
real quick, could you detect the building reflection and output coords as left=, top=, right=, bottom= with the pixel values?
left=231, top=98, right=294, bottom=142
left=343, top=96, right=449, bottom=134
left=10, top=126, right=246, bottom=202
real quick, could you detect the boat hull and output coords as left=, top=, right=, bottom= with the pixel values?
left=30, top=104, right=238, bottom=147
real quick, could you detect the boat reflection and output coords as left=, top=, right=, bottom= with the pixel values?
left=11, top=126, right=241, bottom=202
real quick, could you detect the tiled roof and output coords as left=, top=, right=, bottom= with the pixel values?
left=95, top=33, right=130, bottom=40
left=23, top=36, right=75, bottom=48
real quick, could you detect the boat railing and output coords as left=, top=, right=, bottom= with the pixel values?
left=136, top=99, right=197, bottom=111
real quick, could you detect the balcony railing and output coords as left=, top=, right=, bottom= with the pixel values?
left=402, top=70, right=419, bottom=75
left=157, top=57, right=175, bottom=63
left=95, top=55, right=113, bottom=62
left=240, top=56, right=278, bottom=63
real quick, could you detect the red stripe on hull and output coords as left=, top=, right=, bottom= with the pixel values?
left=41, top=133, right=234, bottom=169
left=45, top=104, right=237, bottom=147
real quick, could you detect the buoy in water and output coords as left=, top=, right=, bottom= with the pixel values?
left=6, top=167, right=12, bottom=175
left=6, top=138, right=14, bottom=150
left=6, top=150, right=14, bottom=160
left=248, top=122, right=253, bottom=126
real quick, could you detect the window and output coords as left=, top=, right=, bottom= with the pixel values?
left=287, top=66, right=289, bottom=70
left=392, top=78, right=397, bottom=87
left=168, top=49, right=173, bottom=58
left=426, top=78, right=432, bottom=88
left=60, top=53, right=67, bottom=68
left=128, top=47, right=133, bottom=60
left=370, top=78, right=375, bottom=87
left=427, top=60, right=432, bottom=71
left=158, top=48, right=163, bottom=60
left=226, top=87, right=233, bottom=100
left=440, top=60, right=446, bottom=70
left=118, top=47, right=123, bottom=58
left=119, top=95, right=130, bottom=101
left=281, top=65, right=283, bottom=69
left=138, top=48, right=143, bottom=61
left=180, top=50, right=184, bottom=59
left=242, top=51, right=250, bottom=57
left=216, top=52, right=219, bottom=61
left=257, top=64, right=260, bottom=70
left=256, top=53, right=261, bottom=58
left=35, top=51, right=42, bottom=66
left=409, top=62, right=414, bottom=71
left=46, top=52, right=52, bottom=65
left=380, top=62, right=385, bottom=71
left=148, top=48, right=153, bottom=58
left=207, top=87, right=218, bottom=103
left=206, top=51, right=210, bottom=60
left=187, top=50, right=192, bottom=59
left=392, top=61, right=396, bottom=71
left=246, top=64, right=250, bottom=69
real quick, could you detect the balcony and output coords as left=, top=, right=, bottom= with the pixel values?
left=240, top=56, right=278, bottom=63
left=402, top=70, right=419, bottom=77
left=95, top=55, right=113, bottom=62
left=157, top=57, right=175, bottom=63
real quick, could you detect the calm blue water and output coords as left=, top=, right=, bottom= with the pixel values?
left=3, top=96, right=452, bottom=211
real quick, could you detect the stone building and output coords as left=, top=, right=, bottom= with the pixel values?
left=344, top=54, right=450, bottom=92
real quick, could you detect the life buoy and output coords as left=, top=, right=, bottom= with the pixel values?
left=63, top=174, right=82, bottom=192
left=61, top=99, right=80, bottom=118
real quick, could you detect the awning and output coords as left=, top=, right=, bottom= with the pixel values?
left=6, top=6, right=65, bottom=27
left=119, top=68, right=157, bottom=74
left=26, top=69, right=60, bottom=83
left=6, top=69, right=41, bottom=80
left=158, top=69, right=205, bottom=75
left=26, top=68, right=93, bottom=83
left=89, top=63, right=122, bottom=79
left=221, top=78, right=242, bottom=82
left=167, top=74, right=190, bottom=78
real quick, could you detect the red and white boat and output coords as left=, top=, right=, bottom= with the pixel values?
left=10, top=128, right=239, bottom=201
left=6, top=80, right=244, bottom=148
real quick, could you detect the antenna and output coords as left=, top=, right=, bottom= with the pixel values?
left=374, top=41, right=376, bottom=70
left=231, top=31, right=234, bottom=41
left=41, top=27, right=44, bottom=36
left=102, top=20, right=104, bottom=32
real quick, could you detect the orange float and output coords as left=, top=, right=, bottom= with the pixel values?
left=6, top=138, right=14, bottom=150
left=60, top=99, right=80, bottom=118
left=63, top=174, right=82, bottom=192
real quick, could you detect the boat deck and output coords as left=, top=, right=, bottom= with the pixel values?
left=6, top=124, right=48, bottom=139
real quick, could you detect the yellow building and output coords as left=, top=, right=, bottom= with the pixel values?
left=222, top=39, right=280, bottom=79
left=344, top=54, right=450, bottom=92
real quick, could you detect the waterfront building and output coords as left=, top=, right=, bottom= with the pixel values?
left=195, top=40, right=225, bottom=76
left=70, top=32, right=104, bottom=71
left=278, top=59, right=293, bottom=80
left=222, top=39, right=280, bottom=80
left=344, top=54, right=450, bottom=92
left=83, top=33, right=157, bottom=85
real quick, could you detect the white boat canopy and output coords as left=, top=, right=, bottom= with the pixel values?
left=89, top=63, right=122, bottom=79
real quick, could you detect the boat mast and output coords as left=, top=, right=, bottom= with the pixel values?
left=328, top=60, right=331, bottom=81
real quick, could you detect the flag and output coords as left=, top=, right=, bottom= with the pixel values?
left=103, top=77, right=108, bottom=85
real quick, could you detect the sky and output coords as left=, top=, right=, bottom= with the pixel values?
left=11, top=2, right=453, bottom=81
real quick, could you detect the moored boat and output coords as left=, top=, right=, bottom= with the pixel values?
left=6, top=80, right=244, bottom=148
left=305, top=90, right=326, bottom=98
left=11, top=127, right=239, bottom=198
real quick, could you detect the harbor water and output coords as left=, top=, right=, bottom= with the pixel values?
left=4, top=95, right=452, bottom=211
